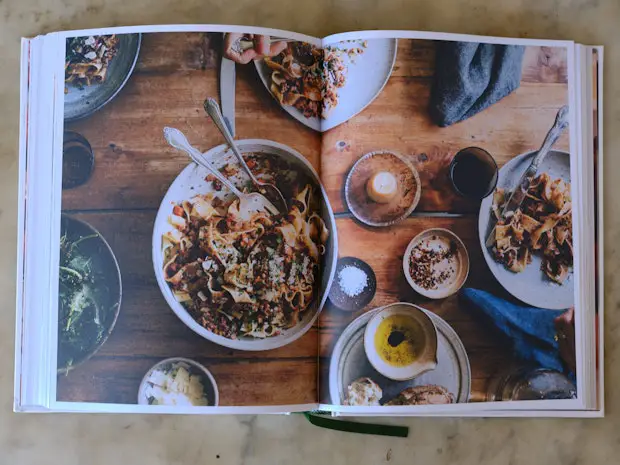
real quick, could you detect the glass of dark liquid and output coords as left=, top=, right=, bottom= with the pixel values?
left=448, top=147, right=498, bottom=200
left=62, top=131, right=94, bottom=189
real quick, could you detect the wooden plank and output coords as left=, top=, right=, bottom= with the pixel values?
left=386, top=40, right=567, bottom=84
left=58, top=357, right=317, bottom=406
left=522, top=45, right=568, bottom=84
left=67, top=210, right=320, bottom=358
left=63, top=32, right=321, bottom=211
left=318, top=347, right=511, bottom=404
left=58, top=210, right=318, bottom=405
left=320, top=215, right=511, bottom=327
left=317, top=216, right=516, bottom=402
left=321, top=41, right=569, bottom=214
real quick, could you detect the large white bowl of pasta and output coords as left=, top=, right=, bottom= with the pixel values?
left=153, top=139, right=338, bottom=351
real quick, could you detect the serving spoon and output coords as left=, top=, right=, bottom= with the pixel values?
left=204, top=98, right=288, bottom=214
left=163, top=127, right=280, bottom=219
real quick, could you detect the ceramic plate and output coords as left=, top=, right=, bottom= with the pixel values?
left=57, top=214, right=122, bottom=374
left=345, top=150, right=421, bottom=227
left=329, top=303, right=471, bottom=405
left=64, top=33, right=141, bottom=122
left=255, top=39, right=397, bottom=132
left=152, top=139, right=338, bottom=351
left=478, top=150, right=574, bottom=309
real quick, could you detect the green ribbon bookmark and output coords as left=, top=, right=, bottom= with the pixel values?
left=302, top=412, right=409, bottom=438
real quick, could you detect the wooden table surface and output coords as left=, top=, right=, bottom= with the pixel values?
left=58, top=32, right=569, bottom=406
left=59, top=32, right=322, bottom=406
left=317, top=39, right=568, bottom=403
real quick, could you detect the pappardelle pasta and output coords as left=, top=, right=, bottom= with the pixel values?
left=264, top=41, right=365, bottom=119
left=162, top=155, right=329, bottom=340
left=490, top=173, right=573, bottom=284
left=65, top=35, right=119, bottom=89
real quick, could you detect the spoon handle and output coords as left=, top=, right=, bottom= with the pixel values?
left=163, top=126, right=245, bottom=198
left=204, top=98, right=261, bottom=187
left=187, top=146, right=246, bottom=199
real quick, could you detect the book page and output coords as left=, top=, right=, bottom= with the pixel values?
left=53, top=26, right=325, bottom=412
left=591, top=46, right=603, bottom=411
left=316, top=32, right=587, bottom=413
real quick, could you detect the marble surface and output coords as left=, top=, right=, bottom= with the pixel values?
left=1, top=0, right=619, bottom=463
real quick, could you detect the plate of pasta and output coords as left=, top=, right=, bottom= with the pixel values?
left=153, top=139, right=338, bottom=350
left=64, top=33, right=141, bottom=121
left=255, top=39, right=397, bottom=132
left=478, top=149, right=574, bottom=309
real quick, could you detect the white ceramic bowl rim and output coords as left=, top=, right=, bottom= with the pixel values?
left=152, top=139, right=338, bottom=351
left=363, top=303, right=439, bottom=381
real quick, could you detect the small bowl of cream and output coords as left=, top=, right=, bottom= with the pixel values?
left=138, top=357, right=219, bottom=406
left=364, top=303, right=438, bottom=381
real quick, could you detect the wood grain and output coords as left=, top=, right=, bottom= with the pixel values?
left=317, top=216, right=515, bottom=403
left=321, top=40, right=569, bottom=214
left=62, top=32, right=321, bottom=211
left=391, top=40, right=568, bottom=84
left=59, top=34, right=570, bottom=407
left=56, top=211, right=318, bottom=405
left=59, top=356, right=317, bottom=406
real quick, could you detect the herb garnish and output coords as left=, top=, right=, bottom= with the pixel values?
left=58, top=232, right=114, bottom=371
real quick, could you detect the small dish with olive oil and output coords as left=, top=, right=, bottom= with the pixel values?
left=363, top=303, right=438, bottom=381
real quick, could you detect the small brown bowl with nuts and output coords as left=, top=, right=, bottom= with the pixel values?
left=403, top=228, right=469, bottom=299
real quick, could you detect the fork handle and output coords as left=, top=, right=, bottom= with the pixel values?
left=204, top=98, right=262, bottom=188
left=186, top=145, right=245, bottom=199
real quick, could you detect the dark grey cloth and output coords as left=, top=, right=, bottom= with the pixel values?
left=429, top=42, right=525, bottom=127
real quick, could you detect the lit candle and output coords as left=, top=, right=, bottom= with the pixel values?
left=366, top=171, right=397, bottom=203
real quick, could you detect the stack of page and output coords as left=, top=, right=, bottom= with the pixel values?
left=15, top=25, right=603, bottom=416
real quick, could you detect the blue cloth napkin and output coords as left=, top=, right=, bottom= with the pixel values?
left=429, top=42, right=525, bottom=127
left=460, top=288, right=566, bottom=373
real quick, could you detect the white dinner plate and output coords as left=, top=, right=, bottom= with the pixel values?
left=254, top=39, right=397, bottom=132
left=478, top=150, right=574, bottom=310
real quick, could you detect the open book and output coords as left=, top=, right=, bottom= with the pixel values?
left=15, top=25, right=604, bottom=417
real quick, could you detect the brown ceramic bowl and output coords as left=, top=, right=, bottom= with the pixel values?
left=345, top=150, right=421, bottom=227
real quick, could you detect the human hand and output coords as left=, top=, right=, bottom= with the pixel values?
left=554, top=307, right=576, bottom=373
left=223, top=33, right=287, bottom=64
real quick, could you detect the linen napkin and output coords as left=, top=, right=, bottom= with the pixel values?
left=459, top=288, right=567, bottom=374
left=429, top=42, right=525, bottom=127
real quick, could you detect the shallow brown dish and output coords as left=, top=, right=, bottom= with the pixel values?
left=403, top=228, right=469, bottom=299
left=345, top=150, right=421, bottom=227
